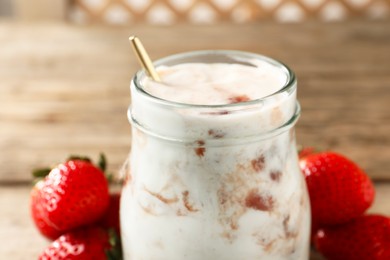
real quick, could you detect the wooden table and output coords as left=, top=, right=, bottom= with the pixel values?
left=0, top=19, right=389, bottom=259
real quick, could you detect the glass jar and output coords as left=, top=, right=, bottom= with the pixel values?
left=121, top=51, right=310, bottom=260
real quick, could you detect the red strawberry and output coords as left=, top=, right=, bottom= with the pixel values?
left=299, top=152, right=375, bottom=225
left=314, top=214, right=390, bottom=260
left=31, top=182, right=63, bottom=240
left=31, top=160, right=110, bottom=239
left=39, top=226, right=121, bottom=260
left=99, top=193, right=121, bottom=236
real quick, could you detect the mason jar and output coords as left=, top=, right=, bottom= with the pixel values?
left=120, top=50, right=311, bottom=260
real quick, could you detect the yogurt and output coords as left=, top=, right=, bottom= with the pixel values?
left=143, top=61, right=286, bottom=105
left=121, top=51, right=311, bottom=260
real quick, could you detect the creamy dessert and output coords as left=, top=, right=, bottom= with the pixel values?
left=121, top=51, right=310, bottom=260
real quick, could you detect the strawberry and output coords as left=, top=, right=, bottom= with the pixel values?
left=299, top=152, right=375, bottom=225
left=39, top=226, right=122, bottom=260
left=314, top=214, right=390, bottom=260
left=99, top=193, right=121, bottom=236
left=31, top=182, right=63, bottom=240
left=31, top=160, right=110, bottom=239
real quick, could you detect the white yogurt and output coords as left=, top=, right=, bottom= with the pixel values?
left=143, top=61, right=286, bottom=105
left=121, top=51, right=310, bottom=260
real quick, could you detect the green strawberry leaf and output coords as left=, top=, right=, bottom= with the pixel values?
left=98, top=153, right=107, bottom=172
left=105, top=228, right=123, bottom=260
left=67, top=155, right=92, bottom=162
left=32, top=167, right=52, bottom=178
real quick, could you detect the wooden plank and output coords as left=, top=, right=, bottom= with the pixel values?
left=0, top=20, right=389, bottom=182
left=0, top=185, right=48, bottom=259
left=1, top=182, right=388, bottom=259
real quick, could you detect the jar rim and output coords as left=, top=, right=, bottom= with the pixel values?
left=132, top=50, right=296, bottom=109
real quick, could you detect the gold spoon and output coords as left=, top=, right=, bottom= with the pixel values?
left=129, top=36, right=161, bottom=82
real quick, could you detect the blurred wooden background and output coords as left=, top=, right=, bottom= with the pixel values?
left=0, top=0, right=389, bottom=181
left=0, top=1, right=389, bottom=259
